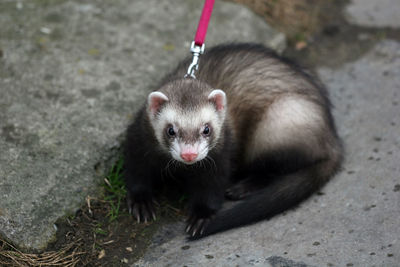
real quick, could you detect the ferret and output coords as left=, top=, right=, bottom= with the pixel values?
left=124, top=43, right=343, bottom=238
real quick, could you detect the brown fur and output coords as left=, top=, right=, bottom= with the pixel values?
left=166, top=43, right=340, bottom=168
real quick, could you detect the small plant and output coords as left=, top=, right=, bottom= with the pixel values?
left=103, top=157, right=126, bottom=221
left=94, top=223, right=108, bottom=236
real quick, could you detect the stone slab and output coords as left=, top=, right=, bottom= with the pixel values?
left=0, top=0, right=285, bottom=250
left=133, top=40, right=400, bottom=266
left=345, top=0, right=400, bottom=28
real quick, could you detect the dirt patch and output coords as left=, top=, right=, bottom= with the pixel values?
left=1, top=195, right=183, bottom=266
left=46, top=176, right=188, bottom=267
left=233, top=0, right=400, bottom=68
left=283, top=13, right=400, bottom=69
left=231, top=0, right=346, bottom=40
left=47, top=198, right=177, bottom=266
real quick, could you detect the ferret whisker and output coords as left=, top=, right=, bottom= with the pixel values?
left=164, top=159, right=172, bottom=177
left=206, top=156, right=217, bottom=172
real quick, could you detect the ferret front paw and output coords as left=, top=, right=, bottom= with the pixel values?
left=127, top=190, right=156, bottom=223
left=185, top=214, right=212, bottom=237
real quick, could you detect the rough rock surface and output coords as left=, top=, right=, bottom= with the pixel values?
left=133, top=40, right=400, bottom=267
left=0, top=0, right=285, bottom=250
left=345, top=0, right=400, bottom=28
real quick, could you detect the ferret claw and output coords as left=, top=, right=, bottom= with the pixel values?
left=127, top=190, right=157, bottom=223
left=152, top=198, right=160, bottom=206
left=186, top=216, right=211, bottom=237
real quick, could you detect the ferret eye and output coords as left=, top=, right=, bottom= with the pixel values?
left=167, top=127, right=176, bottom=137
left=203, top=125, right=211, bottom=136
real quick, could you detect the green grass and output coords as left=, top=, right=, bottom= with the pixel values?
left=102, top=157, right=126, bottom=222
left=102, top=157, right=187, bottom=222
left=94, top=223, right=108, bottom=236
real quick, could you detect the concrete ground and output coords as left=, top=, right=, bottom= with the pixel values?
left=133, top=1, right=400, bottom=266
left=0, top=0, right=284, bottom=251
left=0, top=0, right=399, bottom=266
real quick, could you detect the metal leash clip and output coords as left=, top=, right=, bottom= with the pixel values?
left=185, top=41, right=205, bottom=79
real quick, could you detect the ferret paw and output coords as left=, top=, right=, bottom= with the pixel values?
left=185, top=215, right=211, bottom=237
left=225, top=183, right=252, bottom=200
left=127, top=193, right=157, bottom=223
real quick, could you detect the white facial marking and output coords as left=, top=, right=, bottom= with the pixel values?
left=169, top=139, right=181, bottom=161
left=150, top=102, right=220, bottom=163
left=157, top=105, right=222, bottom=138
left=170, top=139, right=209, bottom=165
left=196, top=139, right=209, bottom=161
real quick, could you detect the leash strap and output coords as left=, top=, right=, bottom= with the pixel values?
left=194, top=0, right=215, bottom=46
left=186, top=0, right=215, bottom=78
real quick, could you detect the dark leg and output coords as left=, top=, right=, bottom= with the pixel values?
left=182, top=155, right=230, bottom=237
left=124, top=112, right=163, bottom=223
left=125, top=163, right=159, bottom=223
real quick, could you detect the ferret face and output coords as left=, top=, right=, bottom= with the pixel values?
left=147, top=89, right=226, bottom=165
left=160, top=106, right=216, bottom=164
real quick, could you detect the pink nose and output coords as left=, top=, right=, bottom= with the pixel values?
left=181, top=152, right=198, bottom=162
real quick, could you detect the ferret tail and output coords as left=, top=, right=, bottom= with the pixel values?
left=196, top=154, right=342, bottom=239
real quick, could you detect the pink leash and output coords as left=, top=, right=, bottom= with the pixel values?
left=194, top=0, right=215, bottom=46
left=186, top=0, right=215, bottom=78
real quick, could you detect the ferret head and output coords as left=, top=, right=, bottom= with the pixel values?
left=146, top=80, right=226, bottom=165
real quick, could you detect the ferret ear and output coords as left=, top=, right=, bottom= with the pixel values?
left=148, top=91, right=169, bottom=115
left=208, top=89, right=226, bottom=112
